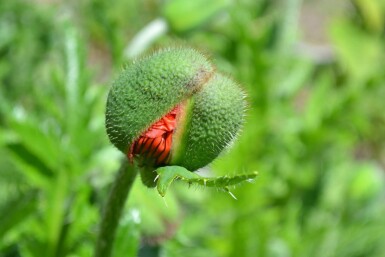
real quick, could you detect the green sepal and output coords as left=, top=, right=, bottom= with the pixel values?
left=170, top=74, right=246, bottom=171
left=154, top=166, right=258, bottom=197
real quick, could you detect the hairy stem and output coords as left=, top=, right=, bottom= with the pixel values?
left=94, top=158, right=138, bottom=257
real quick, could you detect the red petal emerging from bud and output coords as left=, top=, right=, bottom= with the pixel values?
left=128, top=106, right=179, bottom=166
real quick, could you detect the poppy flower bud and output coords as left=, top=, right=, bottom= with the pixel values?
left=106, top=48, right=245, bottom=186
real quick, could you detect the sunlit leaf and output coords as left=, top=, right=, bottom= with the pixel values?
left=155, top=166, right=258, bottom=197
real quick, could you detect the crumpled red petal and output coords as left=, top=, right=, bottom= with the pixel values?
left=128, top=106, right=179, bottom=165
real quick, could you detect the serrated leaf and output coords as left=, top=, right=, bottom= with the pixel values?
left=155, top=166, right=258, bottom=197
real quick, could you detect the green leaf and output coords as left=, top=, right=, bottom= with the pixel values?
left=354, top=0, right=384, bottom=32
left=7, top=143, right=53, bottom=178
left=7, top=119, right=60, bottom=173
left=0, top=191, right=37, bottom=239
left=6, top=142, right=53, bottom=188
left=44, top=170, right=68, bottom=256
left=329, top=20, right=383, bottom=81
left=155, top=166, right=258, bottom=197
left=162, top=0, right=230, bottom=32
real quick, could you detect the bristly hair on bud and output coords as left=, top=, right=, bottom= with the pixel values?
left=105, top=47, right=246, bottom=188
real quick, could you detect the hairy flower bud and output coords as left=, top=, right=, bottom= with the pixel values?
left=106, top=47, right=245, bottom=186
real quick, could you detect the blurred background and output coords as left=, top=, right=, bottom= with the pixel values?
left=1, top=0, right=385, bottom=256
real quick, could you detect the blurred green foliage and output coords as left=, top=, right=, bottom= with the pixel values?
left=1, top=0, right=385, bottom=256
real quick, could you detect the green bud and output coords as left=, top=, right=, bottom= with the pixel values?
left=105, top=47, right=245, bottom=185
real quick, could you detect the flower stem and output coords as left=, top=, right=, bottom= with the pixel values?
left=94, top=158, right=138, bottom=257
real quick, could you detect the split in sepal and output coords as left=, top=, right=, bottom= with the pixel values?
left=154, top=166, right=258, bottom=198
